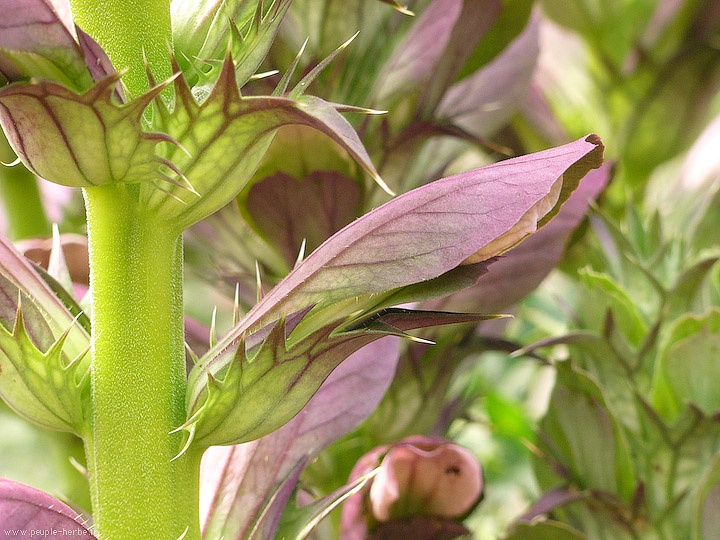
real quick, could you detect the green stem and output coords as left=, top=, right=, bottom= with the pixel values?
left=84, top=185, right=200, bottom=540
left=0, top=134, right=50, bottom=240
left=68, top=0, right=173, bottom=100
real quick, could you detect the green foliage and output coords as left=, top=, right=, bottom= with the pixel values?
left=513, top=187, right=720, bottom=537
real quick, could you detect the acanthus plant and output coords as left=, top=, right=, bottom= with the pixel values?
left=0, top=0, right=603, bottom=539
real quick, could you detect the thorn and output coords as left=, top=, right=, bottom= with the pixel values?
left=185, top=342, right=200, bottom=365
left=404, top=334, right=435, bottom=345
left=175, top=526, right=190, bottom=540
left=233, top=284, right=240, bottom=326
left=169, top=406, right=203, bottom=434
left=331, top=103, right=387, bottom=115
left=249, top=69, right=279, bottom=81
left=209, top=306, right=219, bottom=348
left=141, top=131, right=192, bottom=158
left=84, top=70, right=126, bottom=104
left=152, top=183, right=189, bottom=205
left=294, top=238, right=307, bottom=269
left=179, top=51, right=205, bottom=79
left=273, top=37, right=309, bottom=96
left=288, top=32, right=359, bottom=99
left=207, top=371, right=221, bottom=389
left=340, top=30, right=361, bottom=49
left=1, top=156, right=21, bottom=167
left=142, top=46, right=157, bottom=88
left=170, top=424, right=196, bottom=462
left=255, top=261, right=263, bottom=303
left=157, top=173, right=200, bottom=198
left=153, top=157, right=193, bottom=188
left=67, top=341, right=92, bottom=370
left=372, top=172, right=396, bottom=197
left=46, top=313, right=82, bottom=359
left=69, top=456, right=88, bottom=478
left=393, top=4, right=414, bottom=15
left=379, top=0, right=414, bottom=15
left=125, top=71, right=181, bottom=119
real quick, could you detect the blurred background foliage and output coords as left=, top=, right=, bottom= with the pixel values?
left=2, top=0, right=720, bottom=538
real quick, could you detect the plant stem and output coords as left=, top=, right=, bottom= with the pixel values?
left=68, top=0, right=173, bottom=100
left=84, top=184, right=200, bottom=540
left=0, top=134, right=50, bottom=240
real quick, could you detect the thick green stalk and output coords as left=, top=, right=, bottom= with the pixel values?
left=0, top=134, right=50, bottom=240
left=68, top=0, right=173, bottom=99
left=84, top=185, right=200, bottom=540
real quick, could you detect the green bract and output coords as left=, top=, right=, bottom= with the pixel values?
left=0, top=306, right=89, bottom=433
left=0, top=235, right=90, bottom=434
left=144, top=56, right=387, bottom=231
left=0, top=76, right=173, bottom=188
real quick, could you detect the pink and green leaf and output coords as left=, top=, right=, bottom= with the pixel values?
left=0, top=479, right=96, bottom=538
left=434, top=162, right=612, bottom=314
left=199, top=337, right=401, bottom=540
left=372, top=0, right=501, bottom=115
left=436, top=13, right=540, bottom=138
left=144, top=58, right=388, bottom=229
left=187, top=308, right=486, bottom=447
left=0, top=0, right=93, bottom=90
left=0, top=236, right=90, bottom=433
left=217, top=134, right=603, bottom=339
left=245, top=170, right=362, bottom=268
left=0, top=234, right=89, bottom=356
left=185, top=135, right=602, bottom=447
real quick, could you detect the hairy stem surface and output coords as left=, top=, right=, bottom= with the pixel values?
left=68, top=0, right=173, bottom=99
left=84, top=185, right=200, bottom=540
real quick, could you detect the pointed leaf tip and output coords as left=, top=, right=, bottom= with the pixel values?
left=377, top=0, right=415, bottom=15
left=220, top=134, right=603, bottom=338
left=288, top=32, right=360, bottom=100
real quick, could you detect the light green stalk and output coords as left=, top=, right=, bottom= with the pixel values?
left=67, top=3, right=203, bottom=537
left=68, top=0, right=173, bottom=99
left=84, top=185, right=200, bottom=539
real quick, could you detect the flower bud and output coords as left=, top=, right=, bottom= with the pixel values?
left=369, top=437, right=483, bottom=521
left=341, top=436, right=483, bottom=540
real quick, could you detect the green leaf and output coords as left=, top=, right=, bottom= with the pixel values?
left=579, top=268, right=647, bottom=347
left=653, top=309, right=720, bottom=419
left=541, top=0, right=655, bottom=69
left=667, top=256, right=720, bottom=315
left=458, top=0, right=534, bottom=78
left=539, top=363, right=636, bottom=501
left=232, top=0, right=293, bottom=89
left=186, top=309, right=485, bottom=447
left=172, top=0, right=259, bottom=64
left=486, top=391, right=534, bottom=440
left=693, top=452, right=720, bottom=540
